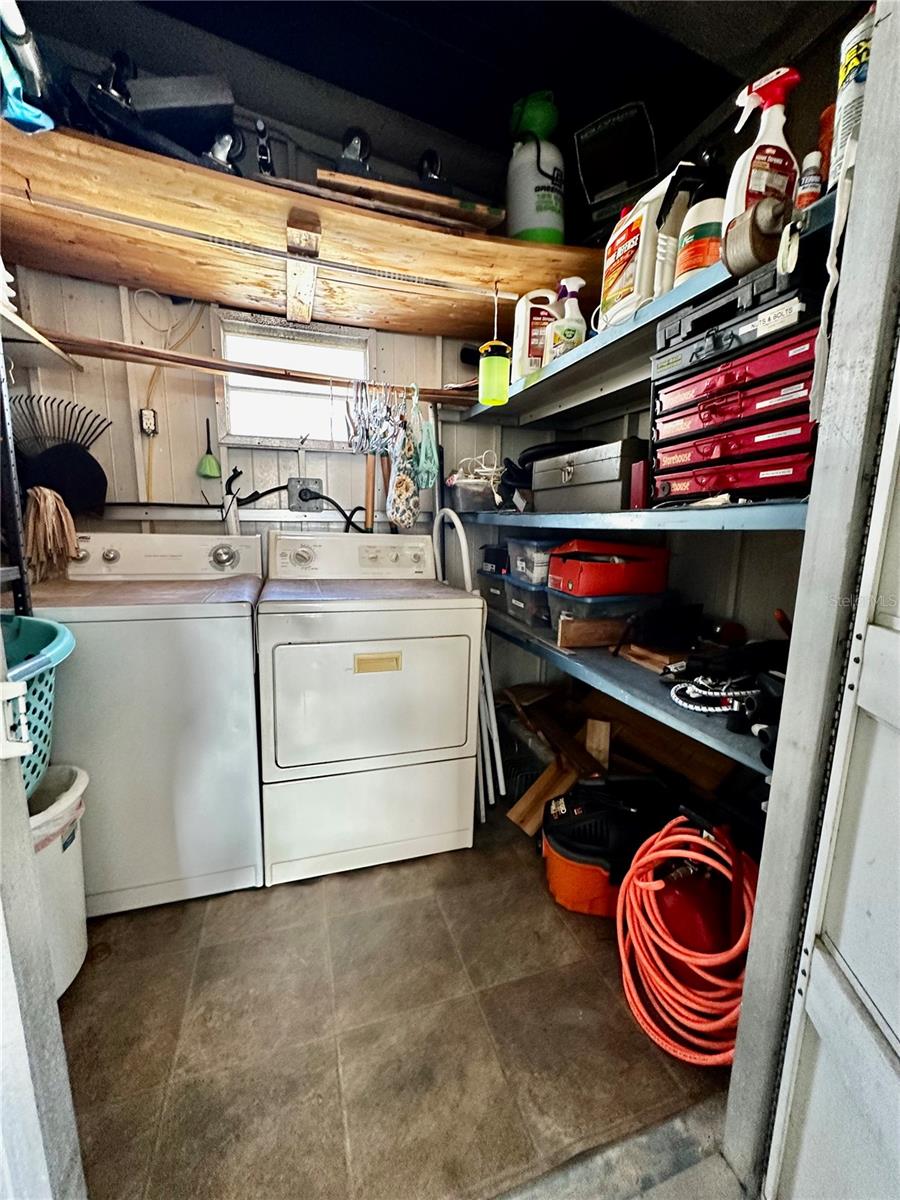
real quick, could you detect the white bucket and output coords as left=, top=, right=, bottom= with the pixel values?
left=28, top=765, right=89, bottom=998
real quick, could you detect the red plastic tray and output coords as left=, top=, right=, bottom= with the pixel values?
left=652, top=452, right=814, bottom=501
left=654, top=371, right=813, bottom=443
left=654, top=414, right=816, bottom=473
left=548, top=540, right=668, bottom=597
left=655, top=327, right=817, bottom=416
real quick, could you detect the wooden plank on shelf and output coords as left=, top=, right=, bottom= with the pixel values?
left=270, top=174, right=488, bottom=233
left=38, top=329, right=475, bottom=406
left=316, top=169, right=506, bottom=230
left=557, top=615, right=628, bottom=649
left=0, top=127, right=601, bottom=339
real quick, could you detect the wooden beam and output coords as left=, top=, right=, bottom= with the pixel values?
left=38, top=329, right=476, bottom=407
left=0, top=127, right=603, bottom=339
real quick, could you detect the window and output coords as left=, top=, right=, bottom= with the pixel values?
left=219, top=317, right=368, bottom=449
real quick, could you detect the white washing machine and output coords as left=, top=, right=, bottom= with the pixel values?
left=257, top=530, right=484, bottom=884
left=30, top=533, right=264, bottom=915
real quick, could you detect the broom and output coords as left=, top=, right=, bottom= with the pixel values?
left=197, top=418, right=221, bottom=479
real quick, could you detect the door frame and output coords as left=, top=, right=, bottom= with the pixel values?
left=722, top=4, right=900, bottom=1190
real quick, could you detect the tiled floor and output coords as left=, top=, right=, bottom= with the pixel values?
left=60, top=808, right=723, bottom=1200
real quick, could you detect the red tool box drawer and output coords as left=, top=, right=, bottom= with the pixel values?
left=654, top=372, right=813, bottom=443
left=548, top=540, right=668, bottom=597
left=655, top=328, right=817, bottom=415
left=653, top=452, right=814, bottom=501
left=654, top=414, right=816, bottom=472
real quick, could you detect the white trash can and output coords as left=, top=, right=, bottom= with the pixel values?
left=28, top=765, right=89, bottom=998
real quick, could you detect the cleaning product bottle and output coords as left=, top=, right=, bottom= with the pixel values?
left=722, top=67, right=802, bottom=233
left=829, top=6, right=875, bottom=189
left=599, top=163, right=694, bottom=326
left=672, top=151, right=728, bottom=287
left=512, top=287, right=560, bottom=381
left=507, top=91, right=564, bottom=244
left=795, top=151, right=823, bottom=208
left=542, top=277, right=586, bottom=365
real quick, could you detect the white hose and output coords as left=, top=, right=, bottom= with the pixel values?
left=432, top=507, right=506, bottom=820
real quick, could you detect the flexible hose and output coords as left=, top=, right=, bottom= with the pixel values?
left=616, top=815, right=758, bottom=1067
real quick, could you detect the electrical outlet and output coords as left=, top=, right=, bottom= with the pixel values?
left=287, top=477, right=324, bottom=512
left=140, top=408, right=159, bottom=437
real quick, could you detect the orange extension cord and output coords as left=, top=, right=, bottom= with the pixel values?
left=616, top=815, right=758, bottom=1067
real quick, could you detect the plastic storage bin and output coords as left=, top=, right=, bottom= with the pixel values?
left=477, top=569, right=507, bottom=613
left=1, top=614, right=76, bottom=797
left=547, top=540, right=668, bottom=597
left=480, top=543, right=509, bottom=575
left=546, top=588, right=660, bottom=633
left=447, top=479, right=500, bottom=512
left=508, top=538, right=559, bottom=585
left=29, top=765, right=89, bottom=998
left=505, top=576, right=550, bottom=627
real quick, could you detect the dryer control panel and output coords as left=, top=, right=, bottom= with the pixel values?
left=268, top=532, right=436, bottom=579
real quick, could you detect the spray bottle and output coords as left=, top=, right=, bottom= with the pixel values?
left=512, top=287, right=560, bottom=381
left=507, top=92, right=565, bottom=244
left=542, top=277, right=586, bottom=366
left=669, top=151, right=728, bottom=287
left=722, top=67, right=802, bottom=233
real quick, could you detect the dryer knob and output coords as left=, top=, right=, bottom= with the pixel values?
left=101, top=548, right=120, bottom=563
left=388, top=551, right=400, bottom=563
left=73, top=548, right=89, bottom=563
left=366, top=548, right=379, bottom=562
left=291, top=547, right=315, bottom=566
left=410, top=551, right=423, bottom=564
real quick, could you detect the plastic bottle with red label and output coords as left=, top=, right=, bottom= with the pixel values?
left=722, top=67, right=802, bottom=234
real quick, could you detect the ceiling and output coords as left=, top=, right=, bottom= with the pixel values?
left=143, top=1, right=739, bottom=160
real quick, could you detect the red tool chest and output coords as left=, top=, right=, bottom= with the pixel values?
left=653, top=371, right=813, bottom=444
left=652, top=453, right=814, bottom=502
left=654, top=414, right=816, bottom=473
left=548, top=540, right=668, bottom=596
left=655, top=328, right=817, bottom=416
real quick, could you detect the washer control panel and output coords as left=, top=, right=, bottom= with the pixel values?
left=268, top=532, right=435, bottom=579
left=68, top=533, right=262, bottom=579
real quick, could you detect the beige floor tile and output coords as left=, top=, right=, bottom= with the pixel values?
left=329, top=896, right=469, bottom=1030
left=202, top=877, right=325, bottom=946
left=76, top=1086, right=165, bottom=1200
left=439, top=875, right=583, bottom=990
left=175, top=925, right=332, bottom=1077
left=87, top=899, right=206, bottom=963
left=479, top=960, right=693, bottom=1159
left=146, top=1038, right=347, bottom=1200
left=60, top=951, right=195, bottom=1109
left=339, top=995, right=535, bottom=1200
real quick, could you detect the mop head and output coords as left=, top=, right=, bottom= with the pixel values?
left=24, top=486, right=79, bottom=583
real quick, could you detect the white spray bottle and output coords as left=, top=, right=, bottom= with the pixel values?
left=722, top=67, right=802, bottom=233
left=542, top=276, right=586, bottom=366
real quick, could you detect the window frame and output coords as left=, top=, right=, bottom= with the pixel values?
left=215, top=311, right=372, bottom=452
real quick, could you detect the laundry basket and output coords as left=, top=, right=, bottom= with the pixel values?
left=1, top=614, right=76, bottom=797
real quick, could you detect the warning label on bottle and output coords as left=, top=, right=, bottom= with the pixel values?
left=745, top=145, right=797, bottom=206
left=527, top=308, right=554, bottom=361
left=602, top=214, right=643, bottom=312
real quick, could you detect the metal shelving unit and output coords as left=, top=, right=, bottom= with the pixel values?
left=486, top=609, right=766, bottom=774
left=460, top=500, right=808, bottom=533
left=465, top=191, right=836, bottom=430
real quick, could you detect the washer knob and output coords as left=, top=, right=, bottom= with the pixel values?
left=73, top=548, right=89, bottom=563
left=101, top=548, right=120, bottom=563
left=410, top=550, right=423, bottom=564
left=388, top=551, right=400, bottom=563
left=211, top=545, right=236, bottom=567
left=366, top=548, right=379, bottom=562
left=291, top=546, right=315, bottom=566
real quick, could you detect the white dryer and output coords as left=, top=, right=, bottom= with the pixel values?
left=30, top=533, right=264, bottom=915
left=257, top=531, right=484, bottom=884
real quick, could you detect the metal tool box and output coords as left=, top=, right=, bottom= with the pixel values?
left=532, top=438, right=648, bottom=513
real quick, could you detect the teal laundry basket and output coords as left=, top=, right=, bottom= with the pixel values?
left=1, top=614, right=75, bottom=798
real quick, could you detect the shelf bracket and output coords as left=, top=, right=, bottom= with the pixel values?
left=285, top=209, right=321, bottom=325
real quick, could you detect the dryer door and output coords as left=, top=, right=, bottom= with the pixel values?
left=259, top=606, right=480, bottom=778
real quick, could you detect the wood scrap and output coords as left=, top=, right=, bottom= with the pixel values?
left=557, top=615, right=628, bottom=649
left=501, top=689, right=607, bottom=779
left=506, top=719, right=610, bottom=837
left=316, top=169, right=506, bottom=231
left=269, top=173, right=486, bottom=233
left=616, top=643, right=686, bottom=673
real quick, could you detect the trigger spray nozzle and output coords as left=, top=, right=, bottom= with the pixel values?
left=734, top=66, right=801, bottom=132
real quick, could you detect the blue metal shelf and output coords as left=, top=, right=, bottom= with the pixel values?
left=460, top=501, right=807, bottom=533
left=486, top=610, right=767, bottom=774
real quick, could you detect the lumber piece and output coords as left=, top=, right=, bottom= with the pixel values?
left=616, top=643, right=685, bottom=672
left=578, top=690, right=735, bottom=792
left=557, top=615, right=628, bottom=649
left=0, top=127, right=602, bottom=339
left=507, top=759, right=577, bottom=837
left=316, top=169, right=506, bottom=230
left=584, top=719, right=611, bottom=768
left=501, top=689, right=606, bottom=778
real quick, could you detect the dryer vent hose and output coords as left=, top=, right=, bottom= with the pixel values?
left=616, top=815, right=758, bottom=1067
